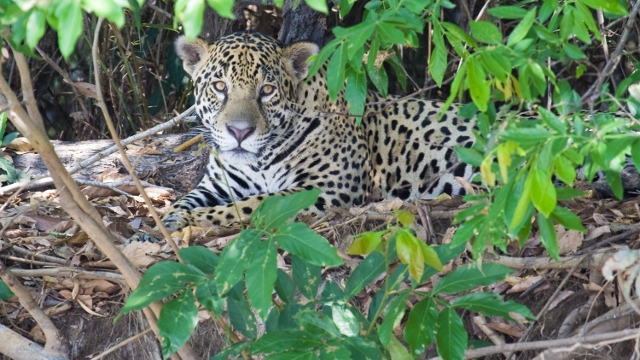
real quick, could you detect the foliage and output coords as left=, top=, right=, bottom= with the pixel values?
left=0, top=112, right=26, bottom=185
left=313, top=0, right=639, bottom=261
left=0, top=280, right=14, bottom=300
left=121, top=191, right=533, bottom=360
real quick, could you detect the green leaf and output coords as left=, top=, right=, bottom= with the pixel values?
left=293, top=310, right=342, bottom=338
left=377, top=21, right=406, bottom=45
left=180, top=0, right=206, bottom=38
left=320, top=342, right=352, bottom=360
left=452, top=292, right=535, bottom=321
left=430, top=45, right=447, bottom=87
left=252, top=188, right=321, bottom=230
left=550, top=206, right=585, bottom=232
left=55, top=0, right=83, bottom=59
left=227, top=291, right=258, bottom=339
left=331, top=304, right=360, bottom=337
left=158, top=290, right=198, bottom=359
left=321, top=281, right=344, bottom=302
left=343, top=336, right=383, bottom=359
left=326, top=46, right=347, bottom=100
left=529, top=168, right=556, bottom=218
left=467, top=57, right=489, bottom=112
left=344, top=251, right=385, bottom=300
left=564, top=43, right=586, bottom=59
left=215, top=229, right=261, bottom=295
left=292, top=255, right=321, bottom=300
left=304, top=0, right=329, bottom=13
left=632, top=140, right=640, bottom=171
left=122, top=262, right=206, bottom=313
left=250, top=330, right=324, bottom=354
left=178, top=246, right=218, bottom=274
left=379, top=292, right=410, bottom=346
left=25, top=9, right=46, bottom=49
left=395, top=209, right=415, bottom=226
left=452, top=214, right=486, bottom=246
left=469, top=21, right=502, bottom=45
left=308, top=39, right=340, bottom=79
left=432, top=263, right=514, bottom=295
left=367, top=62, right=389, bottom=97
left=538, top=108, right=566, bottom=134
left=274, top=269, right=296, bottom=304
left=507, top=7, right=536, bottom=47
left=580, top=0, right=628, bottom=15
left=246, top=239, right=277, bottom=319
left=345, top=70, right=367, bottom=117
left=396, top=229, right=424, bottom=281
left=348, top=230, right=386, bottom=255
left=435, top=307, right=467, bottom=360
left=538, top=213, right=559, bottom=260
left=488, top=6, right=528, bottom=19
left=419, top=241, right=443, bottom=272
left=82, top=0, right=126, bottom=27
left=195, top=278, right=225, bottom=315
left=274, top=223, right=342, bottom=267
left=0, top=281, right=14, bottom=300
left=554, top=156, right=576, bottom=186
left=206, top=0, right=234, bottom=18
left=455, top=146, right=484, bottom=167
left=345, top=21, right=376, bottom=59
left=211, top=342, right=251, bottom=360
left=404, top=297, right=438, bottom=356
left=387, top=335, right=412, bottom=360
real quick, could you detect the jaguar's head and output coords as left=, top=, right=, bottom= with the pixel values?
left=175, top=32, right=318, bottom=163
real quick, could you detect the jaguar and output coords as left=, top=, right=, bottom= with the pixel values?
left=160, top=31, right=476, bottom=231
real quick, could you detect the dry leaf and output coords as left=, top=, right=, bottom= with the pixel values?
left=507, top=276, right=543, bottom=293
left=485, top=321, right=525, bottom=338
left=592, top=213, right=609, bottom=225
left=585, top=225, right=611, bottom=241
left=547, top=290, right=574, bottom=310
left=121, top=241, right=162, bottom=268
left=558, top=229, right=583, bottom=255
left=73, top=81, right=99, bottom=99
left=5, top=137, right=33, bottom=152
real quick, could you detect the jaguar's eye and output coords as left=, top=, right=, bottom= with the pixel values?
left=260, top=84, right=275, bottom=97
left=213, top=81, right=227, bottom=93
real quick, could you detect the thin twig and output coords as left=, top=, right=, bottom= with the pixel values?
left=507, top=261, right=583, bottom=360
left=428, top=327, right=640, bottom=360
left=91, top=18, right=182, bottom=261
left=584, top=0, right=640, bottom=102
left=89, top=328, right=154, bottom=360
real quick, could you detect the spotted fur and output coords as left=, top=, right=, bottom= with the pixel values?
left=162, top=32, right=476, bottom=230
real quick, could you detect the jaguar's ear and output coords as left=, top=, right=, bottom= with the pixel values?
left=175, top=36, right=212, bottom=76
left=283, top=41, right=319, bottom=82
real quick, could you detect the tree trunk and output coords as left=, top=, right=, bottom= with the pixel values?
left=278, top=0, right=328, bottom=45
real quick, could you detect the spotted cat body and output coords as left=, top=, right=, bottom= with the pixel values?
left=163, top=32, right=475, bottom=230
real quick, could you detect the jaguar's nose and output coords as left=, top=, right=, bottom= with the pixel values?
left=227, top=124, right=255, bottom=144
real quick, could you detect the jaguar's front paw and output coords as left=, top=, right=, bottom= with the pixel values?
left=161, top=210, right=190, bottom=232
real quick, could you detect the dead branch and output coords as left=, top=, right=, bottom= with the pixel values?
left=428, top=328, right=640, bottom=360
left=9, top=267, right=124, bottom=282
left=0, top=106, right=195, bottom=196
left=487, top=252, right=610, bottom=271
left=0, top=259, right=68, bottom=357
left=0, top=323, right=67, bottom=360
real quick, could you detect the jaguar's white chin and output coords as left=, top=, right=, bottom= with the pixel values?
left=219, top=148, right=258, bottom=163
